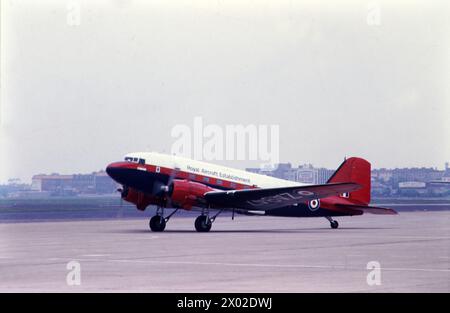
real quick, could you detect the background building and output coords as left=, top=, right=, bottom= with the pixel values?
left=30, top=171, right=117, bottom=196
left=31, top=174, right=73, bottom=195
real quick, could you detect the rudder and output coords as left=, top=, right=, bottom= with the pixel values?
left=327, top=157, right=371, bottom=205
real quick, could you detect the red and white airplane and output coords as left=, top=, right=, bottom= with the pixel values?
left=106, top=152, right=397, bottom=232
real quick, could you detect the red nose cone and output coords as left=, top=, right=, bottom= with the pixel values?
left=106, top=162, right=136, bottom=184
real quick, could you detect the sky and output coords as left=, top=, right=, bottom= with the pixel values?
left=1, top=0, right=449, bottom=183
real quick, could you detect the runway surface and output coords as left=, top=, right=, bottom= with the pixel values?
left=0, top=211, right=449, bottom=292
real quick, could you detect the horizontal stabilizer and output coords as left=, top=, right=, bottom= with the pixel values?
left=336, top=204, right=398, bottom=215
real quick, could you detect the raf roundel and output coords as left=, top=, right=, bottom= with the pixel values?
left=308, top=199, right=320, bottom=211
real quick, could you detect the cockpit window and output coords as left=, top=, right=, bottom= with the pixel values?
left=124, top=157, right=146, bottom=165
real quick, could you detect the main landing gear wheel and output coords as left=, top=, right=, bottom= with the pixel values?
left=149, top=215, right=166, bottom=232
left=148, top=207, right=179, bottom=232
left=195, top=215, right=212, bottom=232
left=330, top=220, right=339, bottom=229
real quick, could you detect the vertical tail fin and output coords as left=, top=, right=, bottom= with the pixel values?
left=327, top=157, right=371, bottom=205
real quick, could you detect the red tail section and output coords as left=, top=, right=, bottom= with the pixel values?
left=327, top=157, right=371, bottom=205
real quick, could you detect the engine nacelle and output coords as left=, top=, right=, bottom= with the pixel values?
left=122, top=186, right=158, bottom=211
left=169, top=179, right=215, bottom=209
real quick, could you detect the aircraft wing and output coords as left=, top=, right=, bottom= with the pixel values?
left=204, top=182, right=361, bottom=210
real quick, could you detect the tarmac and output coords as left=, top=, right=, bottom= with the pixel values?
left=0, top=211, right=449, bottom=292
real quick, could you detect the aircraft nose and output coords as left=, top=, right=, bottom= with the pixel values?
left=105, top=163, right=116, bottom=178
left=106, top=161, right=153, bottom=194
left=106, top=162, right=131, bottom=184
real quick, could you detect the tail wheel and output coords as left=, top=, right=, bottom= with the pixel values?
left=149, top=215, right=166, bottom=232
left=330, top=220, right=339, bottom=229
left=195, top=215, right=212, bottom=232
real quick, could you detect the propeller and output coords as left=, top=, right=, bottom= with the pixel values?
left=116, top=186, right=128, bottom=218
left=117, top=185, right=129, bottom=198
left=152, top=164, right=178, bottom=197
left=151, top=163, right=179, bottom=210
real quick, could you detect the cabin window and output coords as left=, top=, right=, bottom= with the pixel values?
left=189, top=174, right=196, bottom=180
left=230, top=182, right=237, bottom=188
left=203, top=177, right=210, bottom=183
left=138, top=158, right=145, bottom=165
left=216, top=179, right=223, bottom=185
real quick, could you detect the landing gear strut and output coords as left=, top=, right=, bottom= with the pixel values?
left=149, top=206, right=178, bottom=232
left=325, top=216, right=339, bottom=229
left=194, top=208, right=222, bottom=232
